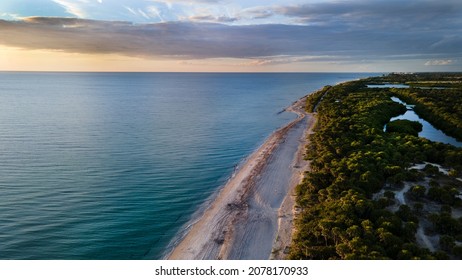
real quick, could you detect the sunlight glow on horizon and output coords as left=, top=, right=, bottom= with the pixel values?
left=1, top=0, right=460, bottom=72
left=0, top=45, right=432, bottom=73
left=3, top=42, right=459, bottom=73
left=0, top=45, right=360, bottom=73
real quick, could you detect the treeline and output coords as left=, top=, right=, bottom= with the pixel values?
left=367, top=73, right=462, bottom=87
left=305, top=86, right=331, bottom=113
left=386, top=120, right=422, bottom=136
left=289, top=78, right=462, bottom=259
left=391, top=88, right=462, bottom=141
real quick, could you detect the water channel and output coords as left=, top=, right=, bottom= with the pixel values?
left=367, top=84, right=461, bottom=147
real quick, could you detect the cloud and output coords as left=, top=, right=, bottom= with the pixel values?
left=241, top=7, right=274, bottom=20
left=0, top=15, right=459, bottom=62
left=49, top=0, right=178, bottom=23
left=430, top=36, right=462, bottom=51
left=146, top=6, right=165, bottom=21
left=153, top=0, right=224, bottom=3
left=188, top=14, right=239, bottom=23
left=0, top=0, right=461, bottom=65
left=52, top=0, right=88, bottom=18
left=1, top=12, right=21, bottom=20
left=0, top=17, right=278, bottom=58
left=242, top=55, right=347, bottom=66
left=271, top=0, right=462, bottom=28
left=424, top=59, right=454, bottom=66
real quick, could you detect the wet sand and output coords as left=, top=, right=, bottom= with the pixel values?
left=167, top=96, right=313, bottom=260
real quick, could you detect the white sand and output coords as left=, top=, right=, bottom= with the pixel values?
left=167, top=96, right=313, bottom=260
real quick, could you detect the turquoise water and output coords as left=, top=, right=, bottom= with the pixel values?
left=0, top=72, right=370, bottom=259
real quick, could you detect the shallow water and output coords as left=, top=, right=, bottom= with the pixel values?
left=0, top=72, right=371, bottom=259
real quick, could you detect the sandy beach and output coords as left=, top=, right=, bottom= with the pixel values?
left=167, top=95, right=314, bottom=260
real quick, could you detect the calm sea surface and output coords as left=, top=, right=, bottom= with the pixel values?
left=0, top=72, right=370, bottom=259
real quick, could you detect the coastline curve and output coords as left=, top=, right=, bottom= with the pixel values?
left=165, top=94, right=315, bottom=260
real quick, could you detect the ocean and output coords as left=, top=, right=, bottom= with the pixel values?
left=0, top=72, right=371, bottom=259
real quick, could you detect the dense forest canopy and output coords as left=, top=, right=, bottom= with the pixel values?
left=290, top=73, right=462, bottom=260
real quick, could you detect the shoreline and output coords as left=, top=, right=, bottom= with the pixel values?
left=270, top=107, right=315, bottom=259
left=166, top=94, right=314, bottom=260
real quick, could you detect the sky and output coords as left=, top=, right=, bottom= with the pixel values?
left=0, top=0, right=461, bottom=72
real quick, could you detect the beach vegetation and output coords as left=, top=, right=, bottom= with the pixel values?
left=386, top=120, right=422, bottom=136
left=306, top=86, right=331, bottom=113
left=290, top=73, right=462, bottom=260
